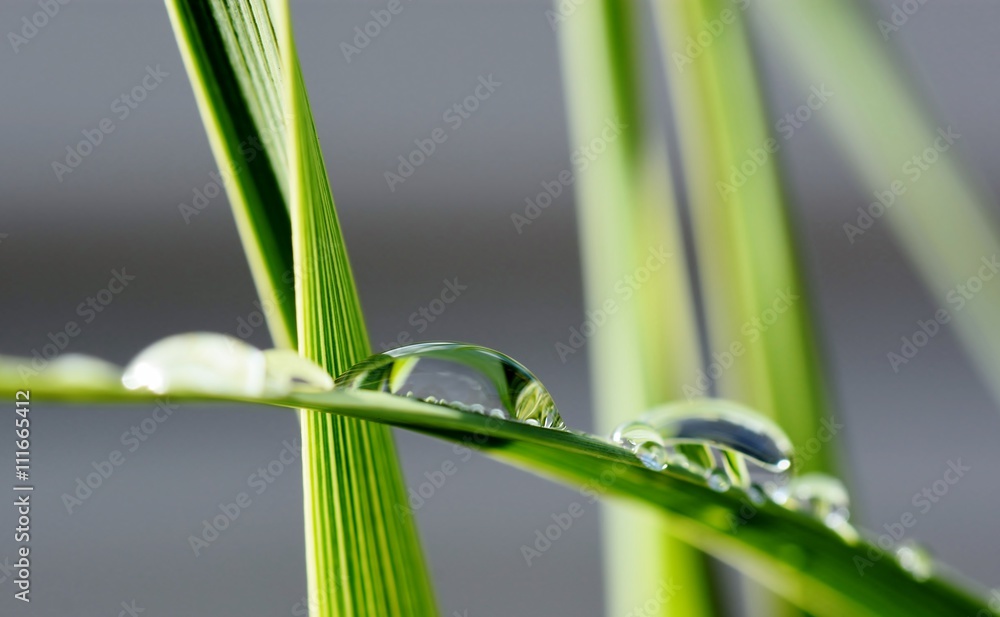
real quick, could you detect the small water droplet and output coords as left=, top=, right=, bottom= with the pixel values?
left=122, top=333, right=333, bottom=397
left=334, top=342, right=565, bottom=429
left=611, top=421, right=673, bottom=470
left=636, top=443, right=669, bottom=471
left=772, top=473, right=851, bottom=530
left=747, top=483, right=768, bottom=506
left=895, top=540, right=933, bottom=581
left=489, top=408, right=510, bottom=420
left=707, top=468, right=732, bottom=492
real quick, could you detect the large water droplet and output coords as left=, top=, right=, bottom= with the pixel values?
left=612, top=399, right=793, bottom=488
left=334, top=342, right=566, bottom=429
left=895, top=540, right=933, bottom=581
left=647, top=400, right=793, bottom=471
left=772, top=473, right=851, bottom=529
left=122, top=333, right=333, bottom=397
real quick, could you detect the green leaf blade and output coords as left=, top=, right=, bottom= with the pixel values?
left=166, top=1, right=438, bottom=614
left=5, top=363, right=991, bottom=617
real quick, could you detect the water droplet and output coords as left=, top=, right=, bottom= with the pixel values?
left=707, top=468, right=731, bottom=492
left=612, top=399, right=793, bottom=488
left=636, top=443, right=669, bottom=471
left=122, top=333, right=333, bottom=397
left=895, top=540, right=933, bottom=581
left=747, top=483, right=768, bottom=506
left=334, top=342, right=565, bottom=429
left=612, top=421, right=663, bottom=470
left=642, top=399, right=793, bottom=472
left=46, top=354, right=123, bottom=388
left=261, top=349, right=336, bottom=393
left=772, top=473, right=851, bottom=529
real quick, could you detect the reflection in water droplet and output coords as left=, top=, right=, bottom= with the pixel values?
left=647, top=400, right=793, bottom=471
left=895, top=540, right=933, bottom=581
left=122, top=333, right=333, bottom=397
left=334, top=342, right=566, bottom=429
left=610, top=399, right=793, bottom=489
left=772, top=473, right=851, bottom=530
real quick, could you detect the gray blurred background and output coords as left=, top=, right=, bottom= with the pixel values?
left=2, top=0, right=1000, bottom=615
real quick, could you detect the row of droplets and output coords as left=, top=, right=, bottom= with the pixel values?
left=608, top=398, right=932, bottom=579
left=43, top=332, right=930, bottom=580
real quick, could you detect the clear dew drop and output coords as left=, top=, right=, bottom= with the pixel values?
left=635, top=443, right=669, bottom=471
left=610, top=399, right=793, bottom=489
left=747, top=483, right=768, bottom=506
left=121, top=333, right=333, bottom=397
left=895, top=540, right=934, bottom=581
left=772, top=473, right=852, bottom=530
left=706, top=468, right=732, bottom=493
left=611, top=421, right=666, bottom=470
left=334, top=342, right=566, bottom=429
left=645, top=399, right=793, bottom=472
